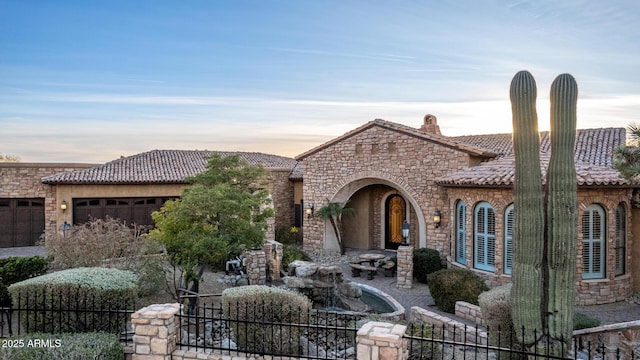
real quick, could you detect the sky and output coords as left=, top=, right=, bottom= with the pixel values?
left=1, top=0, right=639, bottom=163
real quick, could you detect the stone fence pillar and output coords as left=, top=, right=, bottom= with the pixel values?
left=357, top=321, right=408, bottom=360
left=244, top=249, right=267, bottom=285
left=396, top=245, right=413, bottom=289
left=131, top=303, right=181, bottom=360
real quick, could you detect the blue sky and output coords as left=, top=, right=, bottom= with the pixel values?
left=1, top=1, right=639, bottom=162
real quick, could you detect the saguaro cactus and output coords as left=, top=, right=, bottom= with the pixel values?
left=510, top=71, right=579, bottom=356
left=510, top=70, right=545, bottom=346
left=546, top=74, right=578, bottom=346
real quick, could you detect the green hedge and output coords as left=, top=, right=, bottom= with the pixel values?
left=413, top=248, right=442, bottom=283
left=0, top=332, right=122, bottom=360
left=8, top=267, right=138, bottom=333
left=0, top=256, right=48, bottom=307
left=427, top=268, right=488, bottom=313
left=222, top=285, right=312, bottom=354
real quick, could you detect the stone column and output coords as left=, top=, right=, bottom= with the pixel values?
left=131, top=303, right=181, bottom=360
left=244, top=249, right=267, bottom=285
left=396, top=245, right=413, bottom=289
left=263, top=240, right=283, bottom=281
left=357, top=321, right=407, bottom=360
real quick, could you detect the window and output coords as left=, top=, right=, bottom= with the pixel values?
left=615, top=204, right=626, bottom=276
left=504, top=204, right=514, bottom=275
left=582, top=204, right=605, bottom=279
left=474, top=202, right=495, bottom=272
left=455, top=201, right=466, bottom=265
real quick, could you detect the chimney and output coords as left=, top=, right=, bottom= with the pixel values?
left=420, top=114, right=441, bottom=135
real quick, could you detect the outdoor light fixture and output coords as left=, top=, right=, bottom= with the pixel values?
left=305, top=204, right=314, bottom=219
left=433, top=210, right=441, bottom=228
left=402, top=220, right=410, bottom=245
left=60, top=200, right=68, bottom=213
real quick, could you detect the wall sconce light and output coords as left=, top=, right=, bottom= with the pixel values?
left=60, top=200, right=68, bottom=213
left=401, top=220, right=410, bottom=245
left=433, top=210, right=441, bottom=228
left=305, top=204, right=314, bottom=219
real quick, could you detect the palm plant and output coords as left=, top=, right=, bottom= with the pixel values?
left=614, top=123, right=640, bottom=181
left=316, top=201, right=355, bottom=254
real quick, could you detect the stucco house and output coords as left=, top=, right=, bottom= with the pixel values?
left=1, top=114, right=638, bottom=305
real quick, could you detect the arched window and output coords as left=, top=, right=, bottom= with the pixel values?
left=504, top=204, right=514, bottom=275
left=474, top=202, right=495, bottom=272
left=615, top=203, right=626, bottom=276
left=582, top=204, right=605, bottom=279
left=455, top=200, right=466, bottom=265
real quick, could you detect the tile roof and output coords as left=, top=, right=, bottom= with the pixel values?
left=437, top=153, right=632, bottom=187
left=289, top=162, right=304, bottom=181
left=450, top=128, right=625, bottom=167
left=42, top=150, right=297, bottom=185
left=440, top=128, right=632, bottom=187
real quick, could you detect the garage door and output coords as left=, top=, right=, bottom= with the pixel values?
left=73, top=197, right=177, bottom=227
left=0, top=198, right=45, bottom=248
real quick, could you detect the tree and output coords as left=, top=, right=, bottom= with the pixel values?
left=0, top=153, right=20, bottom=162
left=316, top=201, right=354, bottom=255
left=149, top=154, right=274, bottom=300
left=614, top=123, right=640, bottom=181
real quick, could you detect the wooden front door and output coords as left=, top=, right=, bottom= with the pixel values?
left=385, top=195, right=406, bottom=250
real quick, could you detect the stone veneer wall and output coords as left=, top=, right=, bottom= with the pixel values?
left=302, top=125, right=471, bottom=254
left=455, top=301, right=486, bottom=327
left=396, top=245, right=413, bottom=289
left=267, top=169, right=295, bottom=233
left=131, top=303, right=181, bottom=360
left=410, top=306, right=488, bottom=345
left=445, top=186, right=635, bottom=305
left=0, top=163, right=95, bottom=235
left=243, top=249, right=267, bottom=285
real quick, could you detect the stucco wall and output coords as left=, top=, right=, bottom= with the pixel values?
left=301, top=124, right=472, bottom=254
left=55, top=183, right=187, bottom=229
left=445, top=186, right=634, bottom=305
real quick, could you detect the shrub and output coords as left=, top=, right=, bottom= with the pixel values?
left=413, top=248, right=442, bottom=283
left=42, top=216, right=164, bottom=296
left=275, top=226, right=299, bottom=244
left=574, top=312, right=601, bottom=330
left=402, top=321, right=442, bottom=359
left=0, top=256, right=48, bottom=306
left=222, top=285, right=312, bottom=354
left=427, top=268, right=488, bottom=313
left=0, top=332, right=122, bottom=360
left=478, top=284, right=525, bottom=358
left=8, top=267, right=138, bottom=333
left=282, top=244, right=308, bottom=269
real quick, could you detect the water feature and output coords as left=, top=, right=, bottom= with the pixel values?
left=282, top=260, right=404, bottom=319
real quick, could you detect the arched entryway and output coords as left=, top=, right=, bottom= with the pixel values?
left=385, top=194, right=406, bottom=250
left=324, top=173, right=427, bottom=252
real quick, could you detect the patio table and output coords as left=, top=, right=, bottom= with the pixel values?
left=358, top=253, right=386, bottom=267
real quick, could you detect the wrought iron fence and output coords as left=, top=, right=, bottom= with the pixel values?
left=404, top=322, right=633, bottom=360
left=176, top=298, right=363, bottom=359
left=0, top=287, right=135, bottom=344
